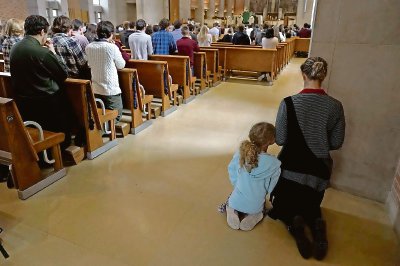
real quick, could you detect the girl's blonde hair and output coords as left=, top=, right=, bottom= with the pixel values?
left=4, top=18, right=24, bottom=37
left=240, top=122, right=276, bottom=172
left=197, top=25, right=209, bottom=43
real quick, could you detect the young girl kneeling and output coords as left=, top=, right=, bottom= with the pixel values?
left=226, top=122, right=281, bottom=231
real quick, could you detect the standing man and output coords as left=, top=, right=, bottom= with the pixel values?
left=151, top=18, right=176, bottom=55
left=52, top=16, right=89, bottom=79
left=177, top=25, right=200, bottom=76
left=209, top=22, right=220, bottom=42
left=170, top=20, right=183, bottom=46
left=128, top=19, right=153, bottom=60
left=71, top=19, right=89, bottom=51
left=10, top=15, right=73, bottom=148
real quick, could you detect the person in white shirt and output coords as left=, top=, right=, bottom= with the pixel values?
left=262, top=28, right=279, bottom=49
left=85, top=21, right=126, bottom=121
left=197, top=25, right=212, bottom=47
left=209, top=22, right=220, bottom=42
left=128, top=19, right=153, bottom=60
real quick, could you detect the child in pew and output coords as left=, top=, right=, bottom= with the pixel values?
left=224, top=122, right=281, bottom=231
left=85, top=21, right=125, bottom=121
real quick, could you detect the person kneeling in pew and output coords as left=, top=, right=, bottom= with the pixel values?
left=10, top=15, right=76, bottom=150
left=85, top=21, right=126, bottom=121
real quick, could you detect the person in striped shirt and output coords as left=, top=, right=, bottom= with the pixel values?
left=269, top=57, right=345, bottom=261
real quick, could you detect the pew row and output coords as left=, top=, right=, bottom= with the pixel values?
left=294, top=38, right=311, bottom=53
left=64, top=79, right=118, bottom=159
left=118, top=68, right=153, bottom=134
left=193, top=52, right=211, bottom=93
left=0, top=97, right=66, bottom=199
left=199, top=48, right=222, bottom=85
left=0, top=73, right=119, bottom=160
left=149, top=55, right=195, bottom=104
left=126, top=60, right=178, bottom=117
left=222, top=47, right=277, bottom=81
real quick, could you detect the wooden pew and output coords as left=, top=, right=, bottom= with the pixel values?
left=125, top=60, right=177, bottom=117
left=64, top=79, right=118, bottom=159
left=0, top=53, right=3, bottom=60
left=199, top=48, right=222, bottom=85
left=0, top=73, right=118, bottom=160
left=0, top=72, right=13, bottom=98
left=0, top=60, right=4, bottom=72
left=0, top=97, right=66, bottom=199
left=118, top=68, right=153, bottom=134
left=295, top=38, right=311, bottom=53
left=149, top=55, right=195, bottom=104
left=193, top=52, right=211, bottom=92
left=223, top=47, right=277, bottom=82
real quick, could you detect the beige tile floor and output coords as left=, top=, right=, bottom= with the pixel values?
left=0, top=58, right=399, bottom=265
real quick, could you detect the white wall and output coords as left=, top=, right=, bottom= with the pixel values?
left=310, top=0, right=400, bottom=202
left=136, top=0, right=168, bottom=25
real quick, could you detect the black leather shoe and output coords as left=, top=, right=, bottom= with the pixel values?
left=289, top=216, right=312, bottom=259
left=313, top=218, right=328, bottom=260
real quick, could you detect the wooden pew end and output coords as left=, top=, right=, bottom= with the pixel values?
left=116, top=122, right=130, bottom=138
left=63, top=145, right=85, bottom=165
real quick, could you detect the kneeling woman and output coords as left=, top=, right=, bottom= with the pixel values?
left=268, top=57, right=345, bottom=260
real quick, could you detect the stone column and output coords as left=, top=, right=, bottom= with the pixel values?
left=244, top=0, right=250, bottom=11
left=263, top=5, right=268, bottom=21
left=218, top=0, right=225, bottom=17
left=226, top=0, right=234, bottom=17
left=207, top=0, right=216, bottom=19
left=195, top=0, right=205, bottom=24
left=179, top=0, right=191, bottom=22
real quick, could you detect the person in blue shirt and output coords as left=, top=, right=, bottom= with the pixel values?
left=151, top=18, right=176, bottom=55
left=226, top=122, right=281, bottom=231
left=170, top=19, right=183, bottom=47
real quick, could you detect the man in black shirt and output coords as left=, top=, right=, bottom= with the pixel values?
left=232, top=25, right=250, bottom=45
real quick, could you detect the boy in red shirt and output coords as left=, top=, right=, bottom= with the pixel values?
left=176, top=25, right=199, bottom=76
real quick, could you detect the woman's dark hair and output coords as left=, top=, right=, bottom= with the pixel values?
left=145, top=25, right=153, bottom=35
left=285, top=29, right=292, bottom=38
left=153, top=24, right=160, bottom=32
left=300, top=57, right=328, bottom=82
left=188, top=24, right=194, bottom=31
left=238, top=25, right=244, bottom=32
left=24, top=15, right=49, bottom=35
left=129, top=21, right=135, bottom=29
left=159, top=18, right=170, bottom=30
left=51, top=16, right=72, bottom=34
left=97, top=21, right=114, bottom=39
left=265, top=28, right=274, bottom=39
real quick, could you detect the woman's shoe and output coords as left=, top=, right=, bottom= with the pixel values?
left=312, top=218, right=328, bottom=260
left=289, top=216, right=312, bottom=259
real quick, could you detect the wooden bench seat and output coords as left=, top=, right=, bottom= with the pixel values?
left=125, top=59, right=177, bottom=117
left=194, top=52, right=211, bottom=93
left=149, top=55, right=195, bottom=104
left=64, top=79, right=118, bottom=159
left=0, top=72, right=12, bottom=98
left=0, top=73, right=118, bottom=160
left=118, top=68, right=153, bottom=134
left=199, top=48, right=222, bottom=84
left=295, top=37, right=311, bottom=53
left=0, top=97, right=66, bottom=200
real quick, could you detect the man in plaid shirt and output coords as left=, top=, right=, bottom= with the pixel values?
left=151, top=18, right=176, bottom=55
left=51, top=16, right=89, bottom=79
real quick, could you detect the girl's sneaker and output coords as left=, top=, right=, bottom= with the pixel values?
left=239, top=212, right=264, bottom=231
left=226, top=206, right=240, bottom=230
